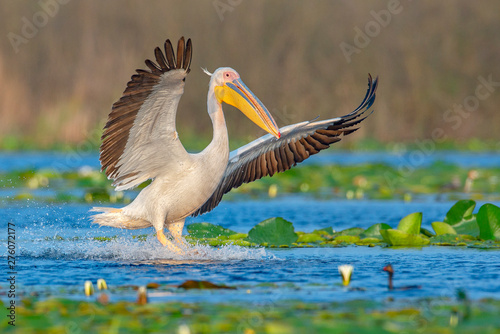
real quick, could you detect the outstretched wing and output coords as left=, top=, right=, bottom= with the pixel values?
left=192, top=74, right=378, bottom=217
left=99, top=37, right=193, bottom=191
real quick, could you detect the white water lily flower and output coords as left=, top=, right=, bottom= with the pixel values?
left=137, top=286, right=148, bottom=305
left=338, top=264, right=354, bottom=286
left=97, top=278, right=108, bottom=290
left=178, top=324, right=191, bottom=334
left=84, top=280, right=94, bottom=296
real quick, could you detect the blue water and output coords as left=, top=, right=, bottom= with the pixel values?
left=1, top=150, right=500, bottom=172
left=1, top=151, right=499, bottom=304
left=1, top=199, right=499, bottom=304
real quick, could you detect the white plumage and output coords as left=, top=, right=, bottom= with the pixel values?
left=92, top=37, right=377, bottom=253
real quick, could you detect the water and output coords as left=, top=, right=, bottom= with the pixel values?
left=1, top=150, right=499, bottom=304
left=2, top=150, right=500, bottom=172
left=2, top=199, right=499, bottom=304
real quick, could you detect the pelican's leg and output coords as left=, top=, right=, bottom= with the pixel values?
left=167, top=219, right=185, bottom=246
left=155, top=227, right=183, bottom=254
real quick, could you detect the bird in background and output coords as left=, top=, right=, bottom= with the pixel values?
left=92, top=37, right=378, bottom=254
left=383, top=264, right=421, bottom=290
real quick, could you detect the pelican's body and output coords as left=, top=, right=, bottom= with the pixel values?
left=92, top=37, right=377, bottom=253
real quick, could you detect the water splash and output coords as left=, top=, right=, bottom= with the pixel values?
left=20, top=235, right=274, bottom=262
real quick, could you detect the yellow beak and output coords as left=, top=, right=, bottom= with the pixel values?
left=215, top=78, right=280, bottom=138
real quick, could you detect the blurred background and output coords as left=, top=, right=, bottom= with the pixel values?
left=1, top=0, right=499, bottom=151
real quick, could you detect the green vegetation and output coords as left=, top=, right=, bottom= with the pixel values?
left=2, top=2, right=500, bottom=145
left=5, top=296, right=500, bottom=333
left=380, top=213, right=430, bottom=246
left=168, top=200, right=500, bottom=248
left=247, top=217, right=298, bottom=246
left=2, top=136, right=500, bottom=152
left=3, top=162, right=500, bottom=204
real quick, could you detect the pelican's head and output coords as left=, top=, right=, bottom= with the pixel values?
left=209, top=67, right=280, bottom=139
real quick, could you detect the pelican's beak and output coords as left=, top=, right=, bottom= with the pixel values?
left=215, top=78, right=281, bottom=139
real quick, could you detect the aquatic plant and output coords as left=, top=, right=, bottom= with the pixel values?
left=3, top=162, right=500, bottom=204
left=137, top=286, right=148, bottom=305
left=432, top=200, right=500, bottom=241
left=246, top=217, right=298, bottom=246
left=97, top=278, right=108, bottom=290
left=7, top=297, right=500, bottom=333
left=477, top=203, right=500, bottom=240
left=338, top=265, right=353, bottom=286
left=181, top=200, right=500, bottom=248
left=380, top=213, right=430, bottom=246
left=84, top=281, right=94, bottom=297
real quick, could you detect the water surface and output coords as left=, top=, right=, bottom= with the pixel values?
left=2, top=199, right=499, bottom=304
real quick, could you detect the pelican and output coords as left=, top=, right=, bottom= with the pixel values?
left=92, top=37, right=378, bottom=253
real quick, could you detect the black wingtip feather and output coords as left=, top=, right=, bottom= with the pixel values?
left=184, top=38, right=192, bottom=73
left=164, top=39, right=176, bottom=68
left=154, top=47, right=168, bottom=71
left=176, top=37, right=185, bottom=69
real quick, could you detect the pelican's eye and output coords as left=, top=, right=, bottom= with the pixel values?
left=225, top=72, right=230, bottom=78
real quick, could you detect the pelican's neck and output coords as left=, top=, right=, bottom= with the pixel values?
left=203, top=90, right=229, bottom=161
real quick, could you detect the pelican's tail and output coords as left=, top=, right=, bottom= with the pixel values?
left=91, top=207, right=151, bottom=230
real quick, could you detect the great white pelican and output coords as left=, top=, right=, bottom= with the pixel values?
left=92, top=37, right=378, bottom=253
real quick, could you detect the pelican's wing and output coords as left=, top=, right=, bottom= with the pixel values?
left=192, top=75, right=378, bottom=217
left=100, top=37, right=193, bottom=191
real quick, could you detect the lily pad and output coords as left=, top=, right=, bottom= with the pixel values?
left=397, top=212, right=422, bottom=234
left=420, top=228, right=435, bottom=237
left=356, top=237, right=383, bottom=245
left=430, top=234, right=463, bottom=244
left=332, top=227, right=364, bottom=237
left=187, top=222, right=237, bottom=238
left=247, top=217, right=298, bottom=246
left=448, top=214, right=479, bottom=236
left=360, top=223, right=391, bottom=239
left=431, top=222, right=457, bottom=235
left=177, top=280, right=236, bottom=290
left=332, top=235, right=360, bottom=244
left=477, top=203, right=500, bottom=241
left=297, top=233, right=325, bottom=243
left=444, top=200, right=476, bottom=225
left=312, top=227, right=334, bottom=236
left=380, top=229, right=430, bottom=246
left=228, top=233, right=248, bottom=240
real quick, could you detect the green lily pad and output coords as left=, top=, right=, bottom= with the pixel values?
left=420, top=228, right=435, bottom=237
left=360, top=223, right=391, bottom=239
left=177, top=280, right=235, bottom=290
left=228, top=233, right=248, bottom=240
left=432, top=222, right=457, bottom=235
left=332, top=227, right=364, bottom=237
left=247, top=217, right=298, bottom=246
left=228, top=239, right=254, bottom=247
left=358, top=237, right=383, bottom=244
left=312, top=227, right=334, bottom=236
left=187, top=222, right=237, bottom=238
left=397, top=212, right=422, bottom=234
left=446, top=214, right=479, bottom=236
left=444, top=200, right=476, bottom=225
left=477, top=203, right=500, bottom=241
left=380, top=229, right=430, bottom=246
left=332, top=235, right=360, bottom=244
left=297, top=233, right=325, bottom=243
left=430, top=234, right=463, bottom=244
